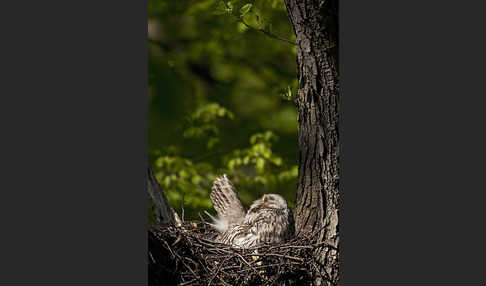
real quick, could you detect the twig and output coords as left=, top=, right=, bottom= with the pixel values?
left=217, top=275, right=232, bottom=286
left=313, top=240, right=339, bottom=250
left=178, top=278, right=198, bottom=286
left=221, top=1, right=296, bottom=46
left=207, top=256, right=231, bottom=286
left=234, top=252, right=265, bottom=280
left=238, top=16, right=296, bottom=46
left=235, top=262, right=301, bottom=272
left=181, top=194, right=185, bottom=222
left=148, top=251, right=156, bottom=263
left=172, top=234, right=183, bottom=247
left=248, top=253, right=304, bottom=262
left=162, top=240, right=176, bottom=259
left=198, top=212, right=207, bottom=224
left=180, top=259, right=200, bottom=280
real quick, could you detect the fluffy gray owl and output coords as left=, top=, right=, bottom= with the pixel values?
left=206, top=174, right=294, bottom=248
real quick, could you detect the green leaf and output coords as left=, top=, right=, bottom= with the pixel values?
left=240, top=3, right=252, bottom=16
left=207, top=137, right=219, bottom=149
left=226, top=1, right=233, bottom=13
left=272, top=157, right=282, bottom=166
left=243, top=156, right=250, bottom=164
left=255, top=158, right=265, bottom=173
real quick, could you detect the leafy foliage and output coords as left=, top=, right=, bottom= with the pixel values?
left=148, top=0, right=298, bottom=222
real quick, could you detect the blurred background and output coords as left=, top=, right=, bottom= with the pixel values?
left=148, top=0, right=299, bottom=223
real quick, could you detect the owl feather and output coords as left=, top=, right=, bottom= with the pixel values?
left=209, top=174, right=246, bottom=231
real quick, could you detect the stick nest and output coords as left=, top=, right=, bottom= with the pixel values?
left=149, top=221, right=326, bottom=286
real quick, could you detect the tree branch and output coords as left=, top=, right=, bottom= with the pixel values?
left=237, top=16, right=296, bottom=46
left=221, top=1, right=296, bottom=46
left=148, top=167, right=179, bottom=225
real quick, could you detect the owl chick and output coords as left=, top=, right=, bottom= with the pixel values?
left=206, top=175, right=294, bottom=248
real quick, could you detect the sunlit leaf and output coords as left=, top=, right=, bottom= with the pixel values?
left=240, top=3, right=252, bottom=16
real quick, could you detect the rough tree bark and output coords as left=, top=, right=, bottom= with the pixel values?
left=148, top=167, right=179, bottom=226
left=283, top=0, right=340, bottom=285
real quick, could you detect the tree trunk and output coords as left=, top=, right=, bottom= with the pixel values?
left=148, top=167, right=179, bottom=225
left=283, top=0, right=340, bottom=285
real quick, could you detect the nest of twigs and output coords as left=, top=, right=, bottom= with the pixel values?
left=149, top=220, right=326, bottom=286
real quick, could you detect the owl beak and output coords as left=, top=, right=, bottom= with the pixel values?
left=262, top=195, right=267, bottom=203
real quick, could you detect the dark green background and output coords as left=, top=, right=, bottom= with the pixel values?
left=148, top=0, right=298, bottom=221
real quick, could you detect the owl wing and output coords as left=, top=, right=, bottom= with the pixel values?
left=209, top=174, right=246, bottom=227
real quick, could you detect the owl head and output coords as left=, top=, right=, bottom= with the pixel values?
left=249, top=193, right=288, bottom=212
